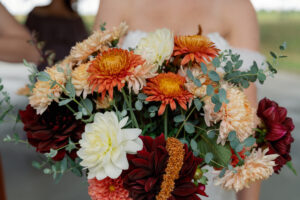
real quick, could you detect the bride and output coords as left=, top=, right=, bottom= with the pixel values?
left=94, top=0, right=265, bottom=199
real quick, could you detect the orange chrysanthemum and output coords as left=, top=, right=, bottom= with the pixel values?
left=88, top=48, right=145, bottom=98
left=143, top=72, right=193, bottom=115
left=173, top=35, right=220, bottom=66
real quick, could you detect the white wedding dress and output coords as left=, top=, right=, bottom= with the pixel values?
left=122, top=30, right=266, bottom=200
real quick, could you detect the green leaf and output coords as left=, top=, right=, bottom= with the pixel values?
left=194, top=98, right=202, bottom=111
left=212, top=57, right=220, bottom=67
left=138, top=93, right=147, bottom=100
left=286, top=161, right=297, bottom=175
left=214, top=102, right=222, bottom=113
left=75, top=112, right=83, bottom=120
left=228, top=131, right=237, bottom=142
left=218, top=89, right=228, bottom=103
left=206, top=85, right=214, bottom=96
left=148, top=106, right=158, bottom=113
left=149, top=112, right=156, bottom=118
left=201, top=62, right=207, bottom=74
left=45, top=149, right=58, bottom=158
left=208, top=71, right=220, bottom=82
left=66, top=81, right=76, bottom=98
left=43, top=168, right=52, bottom=174
left=174, top=115, right=185, bottom=123
left=270, top=51, right=277, bottom=59
left=100, top=22, right=106, bottom=31
left=199, top=175, right=208, bottom=185
left=207, top=130, right=216, bottom=139
left=56, top=66, right=64, bottom=73
left=243, top=137, right=256, bottom=147
left=186, top=69, right=194, bottom=81
left=194, top=78, right=202, bottom=87
left=224, top=61, right=233, bottom=72
left=241, top=79, right=250, bottom=88
left=230, top=138, right=240, bottom=149
left=280, top=41, right=287, bottom=51
left=205, top=152, right=213, bottom=164
left=37, top=71, right=50, bottom=81
left=191, top=139, right=198, bottom=150
left=135, top=100, right=143, bottom=111
left=58, top=99, right=72, bottom=106
left=32, top=161, right=41, bottom=169
left=66, top=138, right=77, bottom=153
left=235, top=60, right=243, bottom=69
left=60, top=157, right=68, bottom=174
left=184, top=123, right=195, bottom=134
left=219, top=168, right=226, bottom=178
left=80, top=98, right=93, bottom=114
left=198, top=132, right=231, bottom=167
left=235, top=143, right=244, bottom=153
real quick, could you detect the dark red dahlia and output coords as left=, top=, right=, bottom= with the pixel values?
left=19, top=103, right=85, bottom=161
left=122, top=134, right=207, bottom=200
left=257, top=98, right=295, bottom=173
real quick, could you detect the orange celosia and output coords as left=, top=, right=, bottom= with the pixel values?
left=173, top=35, right=220, bottom=66
left=143, top=72, right=193, bottom=115
left=156, top=137, right=185, bottom=200
left=88, top=48, right=145, bottom=98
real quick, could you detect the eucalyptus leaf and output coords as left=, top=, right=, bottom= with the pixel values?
left=174, top=115, right=185, bottom=123
left=200, top=62, right=207, bottom=74
left=135, top=100, right=143, bottom=111
left=205, top=152, right=214, bottom=164
left=243, top=137, right=256, bottom=147
left=194, top=98, right=202, bottom=111
left=184, top=123, right=195, bottom=134
left=208, top=71, right=220, bottom=82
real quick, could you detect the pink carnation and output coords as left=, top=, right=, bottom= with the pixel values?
left=88, top=177, right=132, bottom=200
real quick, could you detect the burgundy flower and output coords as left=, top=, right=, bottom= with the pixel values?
left=257, top=98, right=295, bottom=173
left=19, top=103, right=85, bottom=161
left=122, top=134, right=207, bottom=200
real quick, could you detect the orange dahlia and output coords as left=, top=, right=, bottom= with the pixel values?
left=173, top=35, right=220, bottom=66
left=143, top=72, right=193, bottom=115
left=88, top=48, right=145, bottom=98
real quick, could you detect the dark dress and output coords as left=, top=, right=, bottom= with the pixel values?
left=25, top=11, right=88, bottom=70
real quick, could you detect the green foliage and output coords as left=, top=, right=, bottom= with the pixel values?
left=197, top=130, right=231, bottom=168
left=286, top=161, right=297, bottom=175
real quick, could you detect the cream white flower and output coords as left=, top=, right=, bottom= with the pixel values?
left=135, top=28, right=174, bottom=66
left=77, top=111, right=143, bottom=180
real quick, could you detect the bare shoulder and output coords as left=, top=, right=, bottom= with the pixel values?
left=219, top=0, right=259, bottom=50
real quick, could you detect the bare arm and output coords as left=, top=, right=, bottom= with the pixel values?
left=93, top=0, right=128, bottom=31
left=0, top=4, right=39, bottom=63
left=225, top=0, right=261, bottom=199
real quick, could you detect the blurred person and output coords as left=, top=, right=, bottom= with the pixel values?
left=0, top=3, right=39, bottom=63
left=25, top=0, right=88, bottom=70
left=94, top=0, right=265, bottom=200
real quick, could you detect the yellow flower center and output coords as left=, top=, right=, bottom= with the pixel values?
left=109, top=185, right=116, bottom=192
left=176, top=35, right=211, bottom=52
left=97, top=50, right=129, bottom=76
left=157, top=75, right=184, bottom=96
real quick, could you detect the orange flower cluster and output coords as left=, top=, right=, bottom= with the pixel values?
left=156, top=137, right=185, bottom=200
left=143, top=72, right=193, bottom=115
left=88, top=48, right=145, bottom=98
left=173, top=35, right=220, bottom=66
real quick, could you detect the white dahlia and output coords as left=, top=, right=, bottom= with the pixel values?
left=215, top=148, right=278, bottom=192
left=134, top=28, right=174, bottom=66
left=77, top=111, right=143, bottom=180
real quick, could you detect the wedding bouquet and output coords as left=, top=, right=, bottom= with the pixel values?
left=6, top=22, right=296, bottom=200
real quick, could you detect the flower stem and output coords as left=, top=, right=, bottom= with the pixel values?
left=121, top=89, right=139, bottom=128
left=164, top=108, right=168, bottom=138
left=175, top=106, right=196, bottom=138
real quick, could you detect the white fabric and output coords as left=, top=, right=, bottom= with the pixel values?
left=0, top=61, right=29, bottom=106
left=122, top=30, right=267, bottom=200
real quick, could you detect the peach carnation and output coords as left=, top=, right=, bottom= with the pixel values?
left=71, top=63, right=91, bottom=98
left=126, top=62, right=158, bottom=94
left=29, top=65, right=66, bottom=114
left=204, top=83, right=257, bottom=145
left=88, top=177, right=132, bottom=200
left=69, top=22, right=128, bottom=64
left=214, top=148, right=278, bottom=192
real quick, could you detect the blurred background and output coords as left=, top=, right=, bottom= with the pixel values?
left=0, top=0, right=299, bottom=200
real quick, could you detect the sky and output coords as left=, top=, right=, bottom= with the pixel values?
left=1, top=0, right=300, bottom=15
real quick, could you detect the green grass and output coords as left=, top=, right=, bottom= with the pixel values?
left=15, top=12, right=300, bottom=73
left=258, top=11, right=300, bottom=73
